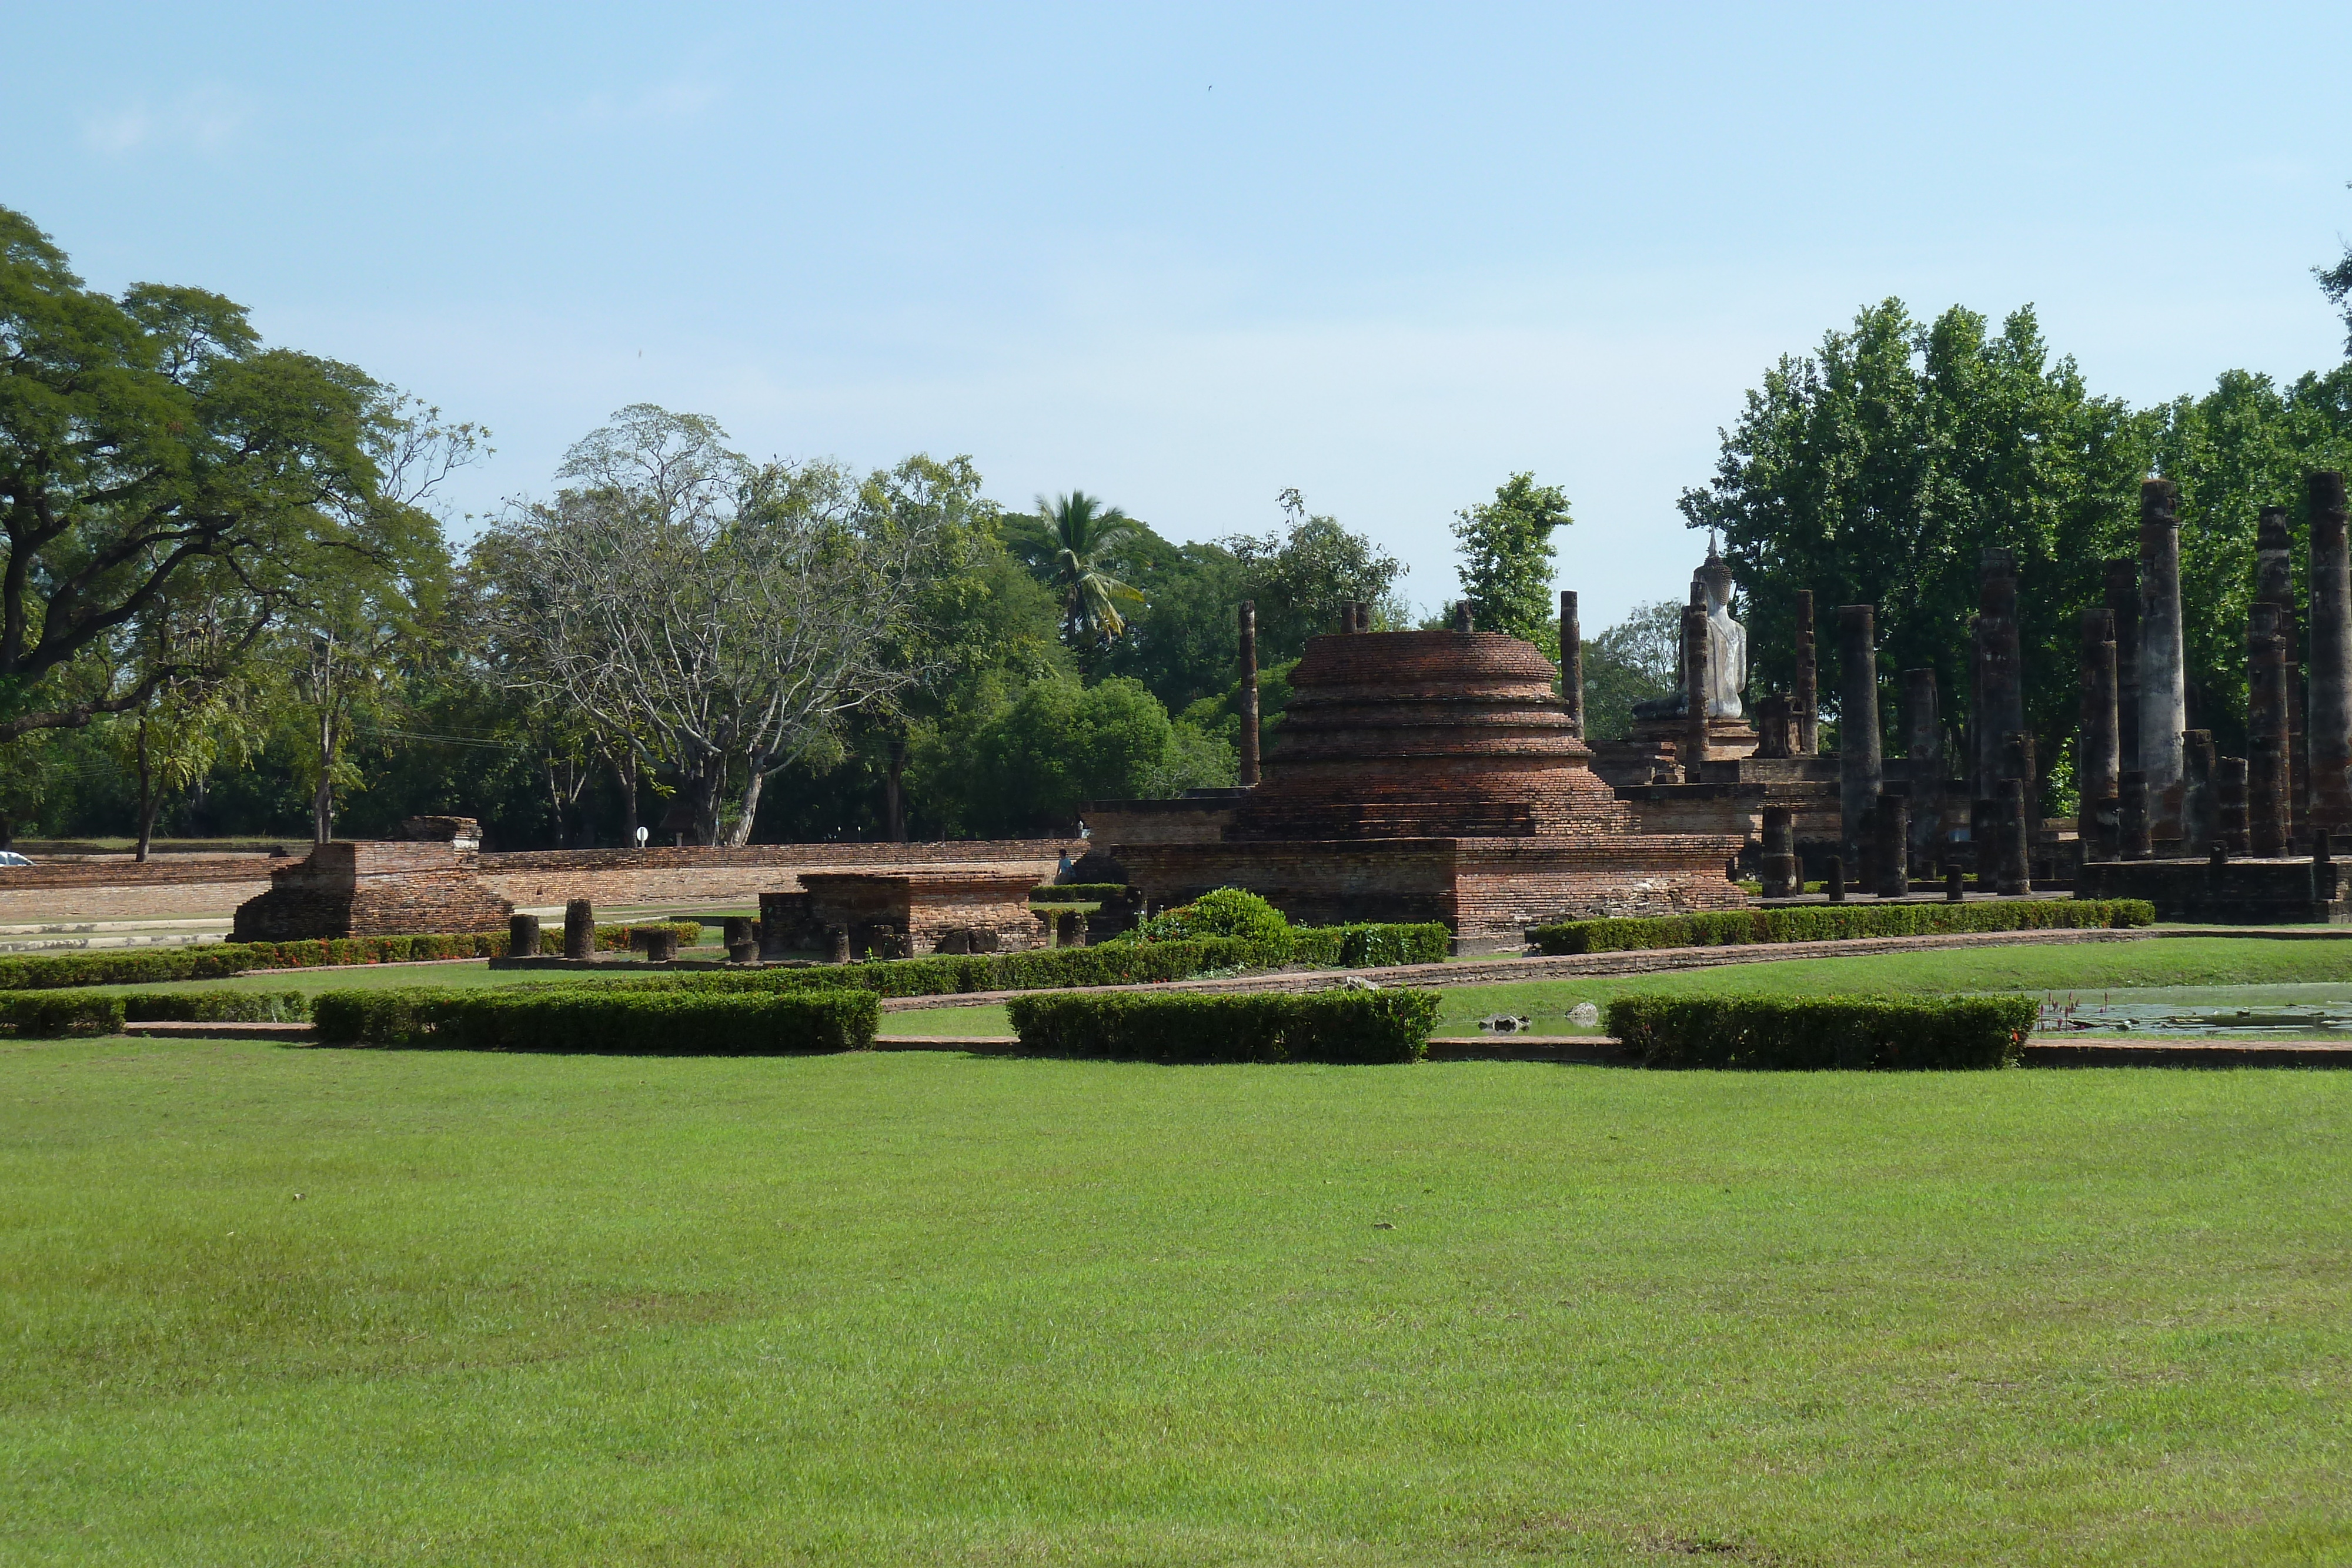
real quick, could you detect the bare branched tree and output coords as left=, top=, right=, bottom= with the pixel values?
left=484, top=406, right=953, bottom=845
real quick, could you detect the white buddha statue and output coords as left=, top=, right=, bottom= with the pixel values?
left=1695, top=544, right=1746, bottom=720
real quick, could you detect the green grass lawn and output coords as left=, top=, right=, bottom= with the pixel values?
left=3, top=1038, right=2347, bottom=1565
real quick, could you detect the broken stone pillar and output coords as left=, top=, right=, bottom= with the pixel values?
left=2080, top=608, right=2120, bottom=855
left=2250, top=600, right=2294, bottom=856
left=1903, top=668, right=1943, bottom=874
left=2000, top=731, right=2037, bottom=861
left=2139, top=480, right=2188, bottom=834
left=828, top=926, right=851, bottom=964
left=1755, top=693, right=1796, bottom=758
left=1559, top=590, right=1584, bottom=739
left=1973, top=549, right=2026, bottom=803
left=1945, top=863, right=1965, bottom=902
left=2308, top=471, right=2352, bottom=841
left=1794, top=590, right=1819, bottom=755
left=1873, top=791, right=1910, bottom=898
left=2181, top=729, right=2218, bottom=854
left=1683, top=591, right=1712, bottom=775
left=1452, top=601, right=1474, bottom=633
left=2119, top=770, right=2153, bottom=860
left=1838, top=604, right=1882, bottom=865
left=563, top=898, right=594, bottom=960
left=2104, top=557, right=2141, bottom=774
left=1759, top=807, right=1798, bottom=897
left=1826, top=855, right=1845, bottom=902
left=2256, top=506, right=2306, bottom=830
left=2215, top=757, right=2250, bottom=855
left=1996, top=779, right=2032, bottom=895
left=508, top=912, right=541, bottom=959
left=723, top=915, right=757, bottom=963
left=1237, top=600, right=1261, bottom=788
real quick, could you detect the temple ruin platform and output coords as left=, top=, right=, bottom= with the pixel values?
left=2075, top=855, right=2352, bottom=924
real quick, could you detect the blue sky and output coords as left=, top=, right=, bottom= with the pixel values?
left=9, top=3, right=2351, bottom=627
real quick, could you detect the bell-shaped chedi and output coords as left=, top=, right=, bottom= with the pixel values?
left=1095, top=624, right=1749, bottom=949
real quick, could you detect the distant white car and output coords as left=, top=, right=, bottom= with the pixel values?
left=0, top=851, right=30, bottom=867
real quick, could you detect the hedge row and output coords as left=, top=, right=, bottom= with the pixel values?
left=0, top=922, right=707, bottom=993
left=1005, top=989, right=1439, bottom=1064
left=1529, top=900, right=2156, bottom=955
left=0, top=987, right=313, bottom=1037
left=629, top=937, right=1268, bottom=1000
left=312, top=987, right=877, bottom=1054
left=1291, top=922, right=1452, bottom=967
left=1605, top=994, right=2034, bottom=1069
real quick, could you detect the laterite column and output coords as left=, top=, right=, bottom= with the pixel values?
left=1683, top=590, right=1712, bottom=775
left=2079, top=609, right=2120, bottom=859
left=2250, top=600, right=2294, bottom=856
left=2139, top=480, right=2188, bottom=835
left=2307, top=471, right=2352, bottom=840
left=1873, top=791, right=1909, bottom=898
left=1974, top=549, right=2026, bottom=802
left=1560, top=589, right=1584, bottom=739
left=2104, top=557, right=2141, bottom=775
left=2181, top=730, right=2217, bottom=854
left=1794, top=590, right=1819, bottom=755
left=1838, top=604, right=1882, bottom=865
left=1904, top=668, right=1943, bottom=873
left=1760, top=807, right=1798, bottom=898
left=2256, top=505, right=2305, bottom=830
left=1237, top=600, right=1261, bottom=787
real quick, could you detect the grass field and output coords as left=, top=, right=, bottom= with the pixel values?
left=4, top=1034, right=2347, bottom=1565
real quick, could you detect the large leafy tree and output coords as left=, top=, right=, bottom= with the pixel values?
left=483, top=406, right=971, bottom=845
left=1453, top=472, right=1571, bottom=642
left=1678, top=299, right=2151, bottom=788
left=0, top=205, right=417, bottom=744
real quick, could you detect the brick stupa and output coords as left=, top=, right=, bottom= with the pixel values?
left=1100, top=628, right=1749, bottom=946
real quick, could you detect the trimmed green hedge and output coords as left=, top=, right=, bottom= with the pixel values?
left=0, top=987, right=311, bottom=1037
left=312, top=986, right=877, bottom=1054
left=1529, top=900, right=2156, bottom=955
left=1291, top=922, right=1452, bottom=967
left=1028, top=884, right=1128, bottom=904
left=0, top=922, right=711, bottom=993
left=631, top=937, right=1267, bottom=1000
left=1605, top=994, right=2034, bottom=1069
left=1005, top=988, right=1440, bottom=1064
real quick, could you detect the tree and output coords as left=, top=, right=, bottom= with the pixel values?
left=1225, top=490, right=1406, bottom=658
left=910, top=673, right=1218, bottom=836
left=1033, top=490, right=1144, bottom=646
left=2318, top=182, right=2352, bottom=358
left=0, top=205, right=413, bottom=744
left=484, top=406, right=967, bottom=845
left=1679, top=299, right=2150, bottom=795
left=1453, top=473, right=1571, bottom=641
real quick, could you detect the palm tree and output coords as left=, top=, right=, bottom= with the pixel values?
left=1037, top=490, right=1145, bottom=643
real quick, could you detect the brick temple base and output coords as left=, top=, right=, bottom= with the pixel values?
left=2076, top=856, right=2352, bottom=923
left=1117, top=835, right=1748, bottom=939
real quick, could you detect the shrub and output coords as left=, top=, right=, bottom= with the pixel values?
left=1005, top=988, right=1439, bottom=1064
left=1528, top=900, right=2156, bottom=955
left=0, top=991, right=127, bottom=1037
left=627, top=937, right=1270, bottom=1001
left=1124, top=888, right=1295, bottom=961
left=121, top=990, right=312, bottom=1022
left=0, top=922, right=716, bottom=994
left=1604, top=994, right=2033, bottom=1069
left=1028, top=884, right=1128, bottom=904
left=312, top=986, right=877, bottom=1054
left=1289, top=922, right=1452, bottom=967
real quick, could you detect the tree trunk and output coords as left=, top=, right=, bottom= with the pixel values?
left=686, top=757, right=726, bottom=846
left=727, top=763, right=766, bottom=848
left=312, top=704, right=336, bottom=844
left=1, top=811, right=15, bottom=850
left=886, top=738, right=907, bottom=842
left=134, top=718, right=156, bottom=864
left=185, top=774, right=211, bottom=838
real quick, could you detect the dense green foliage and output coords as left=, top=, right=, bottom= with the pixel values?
left=1120, top=887, right=1295, bottom=958
left=1452, top=472, right=1571, bottom=641
left=1005, top=988, right=1438, bottom=1063
left=1606, top=992, right=2035, bottom=1069
left=311, top=985, right=877, bottom=1053
left=1287, top=921, right=1452, bottom=967
left=1680, top=297, right=2352, bottom=792
left=1529, top=899, right=2155, bottom=954
left=0, top=923, right=706, bottom=992
left=0, top=985, right=312, bottom=1036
